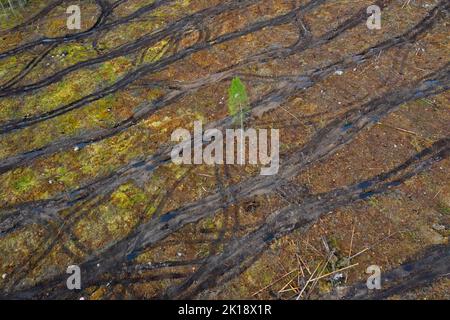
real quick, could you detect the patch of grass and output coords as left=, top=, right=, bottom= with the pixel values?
left=437, top=202, right=450, bottom=216
left=0, top=0, right=31, bottom=28
left=110, top=183, right=147, bottom=210
left=13, top=170, right=37, bottom=192
left=368, top=197, right=380, bottom=207
left=0, top=0, right=28, bottom=16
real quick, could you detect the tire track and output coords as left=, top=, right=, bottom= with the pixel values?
left=0, top=0, right=390, bottom=174
left=0, top=3, right=443, bottom=238
left=3, top=64, right=447, bottom=298
left=0, top=0, right=325, bottom=133
left=162, top=138, right=450, bottom=299
left=0, top=0, right=173, bottom=60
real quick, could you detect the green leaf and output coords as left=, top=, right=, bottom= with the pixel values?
left=227, top=77, right=249, bottom=124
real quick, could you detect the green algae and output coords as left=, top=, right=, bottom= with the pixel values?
left=12, top=168, right=37, bottom=193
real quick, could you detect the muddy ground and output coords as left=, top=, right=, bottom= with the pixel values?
left=0, top=0, right=448, bottom=299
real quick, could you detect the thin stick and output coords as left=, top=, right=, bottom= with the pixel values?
left=277, top=261, right=299, bottom=294
left=309, top=263, right=359, bottom=283
left=345, top=222, right=356, bottom=283
left=297, top=254, right=311, bottom=275
left=279, top=263, right=359, bottom=294
left=301, top=238, right=324, bottom=257
left=296, top=261, right=321, bottom=300
left=295, top=253, right=305, bottom=278
left=432, top=188, right=442, bottom=200
left=350, top=230, right=404, bottom=260
left=377, top=122, right=430, bottom=140
left=278, top=274, right=300, bottom=294
left=305, top=252, right=334, bottom=299
left=252, top=269, right=297, bottom=297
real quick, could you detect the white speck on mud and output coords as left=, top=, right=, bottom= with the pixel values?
left=332, top=273, right=344, bottom=281
left=432, top=223, right=445, bottom=231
